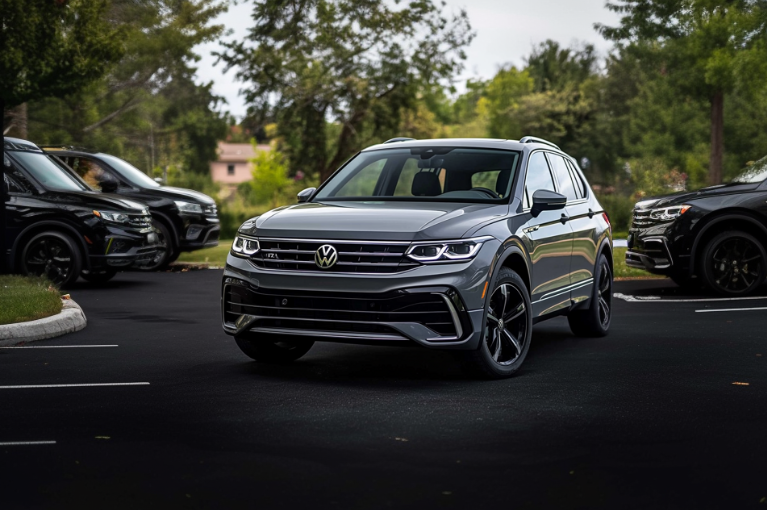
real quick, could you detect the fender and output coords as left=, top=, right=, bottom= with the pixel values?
left=597, top=236, right=613, bottom=270
left=689, top=213, right=767, bottom=276
left=11, top=220, right=92, bottom=271
left=150, top=210, right=181, bottom=250
left=494, top=237, right=533, bottom=290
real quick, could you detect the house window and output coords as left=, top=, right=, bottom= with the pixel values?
left=227, top=164, right=235, bottom=176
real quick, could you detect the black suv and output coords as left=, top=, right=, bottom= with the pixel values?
left=43, top=147, right=219, bottom=269
left=222, top=137, right=613, bottom=378
left=3, top=138, right=160, bottom=286
left=627, top=159, right=767, bottom=295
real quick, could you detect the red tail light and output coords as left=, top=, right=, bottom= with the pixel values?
left=602, top=212, right=611, bottom=231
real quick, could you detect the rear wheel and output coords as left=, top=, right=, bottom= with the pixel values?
left=462, top=267, right=532, bottom=379
left=139, top=219, right=173, bottom=271
left=701, top=231, right=766, bottom=296
left=80, top=268, right=117, bottom=284
left=568, top=254, right=612, bottom=337
left=235, top=333, right=314, bottom=363
left=21, top=231, right=82, bottom=287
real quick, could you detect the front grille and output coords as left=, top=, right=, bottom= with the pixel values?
left=250, top=239, right=420, bottom=274
left=203, top=204, right=217, bottom=217
left=129, top=215, right=152, bottom=229
left=223, top=285, right=457, bottom=337
left=631, top=209, right=653, bottom=229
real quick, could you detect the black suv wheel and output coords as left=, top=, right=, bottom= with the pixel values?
left=702, top=231, right=766, bottom=296
left=568, top=253, right=612, bottom=337
left=21, top=231, right=83, bottom=287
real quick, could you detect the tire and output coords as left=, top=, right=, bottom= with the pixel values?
left=138, top=219, right=174, bottom=271
left=20, top=231, right=82, bottom=288
left=701, top=230, right=766, bottom=296
left=669, top=271, right=702, bottom=291
left=568, top=253, right=612, bottom=337
left=461, top=267, right=533, bottom=379
left=80, top=268, right=117, bottom=284
left=235, top=333, right=314, bottom=363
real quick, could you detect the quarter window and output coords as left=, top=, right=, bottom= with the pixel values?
left=547, top=154, right=578, bottom=202
left=566, top=160, right=586, bottom=198
left=523, top=152, right=556, bottom=209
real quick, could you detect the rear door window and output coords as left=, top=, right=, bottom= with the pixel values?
left=523, top=152, right=556, bottom=209
left=566, top=160, right=586, bottom=198
left=547, top=154, right=578, bottom=202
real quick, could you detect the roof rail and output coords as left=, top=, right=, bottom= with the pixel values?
left=38, top=145, right=93, bottom=152
left=383, top=137, right=415, bottom=144
left=519, top=136, right=560, bottom=150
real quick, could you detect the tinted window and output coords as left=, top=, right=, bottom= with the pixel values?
left=335, top=159, right=386, bottom=197
left=524, top=152, right=555, bottom=208
left=98, top=153, right=160, bottom=188
left=70, top=157, right=110, bottom=189
left=565, top=160, right=586, bottom=198
left=4, top=172, right=33, bottom=194
left=11, top=152, right=89, bottom=192
left=548, top=154, right=577, bottom=201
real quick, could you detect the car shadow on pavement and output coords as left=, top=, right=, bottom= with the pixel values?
left=617, top=278, right=767, bottom=299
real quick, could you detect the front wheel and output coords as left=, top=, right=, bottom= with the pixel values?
left=235, top=333, right=314, bottom=363
left=461, top=267, right=533, bottom=379
left=21, top=231, right=82, bottom=288
left=701, top=231, right=766, bottom=296
left=568, top=254, right=612, bottom=337
left=138, top=220, right=173, bottom=271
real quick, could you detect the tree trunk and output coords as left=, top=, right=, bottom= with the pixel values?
left=323, top=108, right=368, bottom=182
left=710, top=91, right=724, bottom=185
left=3, top=103, right=28, bottom=139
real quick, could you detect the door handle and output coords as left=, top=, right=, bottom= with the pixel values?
left=560, top=213, right=570, bottom=224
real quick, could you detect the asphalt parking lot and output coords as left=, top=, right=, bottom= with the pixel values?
left=1, top=270, right=766, bottom=509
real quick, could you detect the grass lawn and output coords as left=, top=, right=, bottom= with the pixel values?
left=176, top=241, right=663, bottom=281
left=0, top=275, right=63, bottom=325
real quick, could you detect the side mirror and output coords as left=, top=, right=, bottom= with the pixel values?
left=297, top=187, right=316, bottom=203
left=99, top=178, right=119, bottom=193
left=154, top=177, right=165, bottom=184
left=531, top=189, right=566, bottom=217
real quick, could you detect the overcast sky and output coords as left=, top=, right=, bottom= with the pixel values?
left=195, top=0, right=621, bottom=119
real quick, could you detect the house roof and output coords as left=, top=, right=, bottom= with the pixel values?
left=216, top=141, right=270, bottom=162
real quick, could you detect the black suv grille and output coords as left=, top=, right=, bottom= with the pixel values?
left=250, top=239, right=420, bottom=274
left=631, top=209, right=653, bottom=229
left=223, top=285, right=457, bottom=337
left=129, top=215, right=152, bottom=229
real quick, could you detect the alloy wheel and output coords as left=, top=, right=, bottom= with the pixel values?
left=597, top=261, right=612, bottom=327
left=710, top=236, right=763, bottom=293
left=24, top=237, right=74, bottom=285
left=485, top=283, right=529, bottom=366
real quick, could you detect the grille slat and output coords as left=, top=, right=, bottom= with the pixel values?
left=631, top=209, right=653, bottom=229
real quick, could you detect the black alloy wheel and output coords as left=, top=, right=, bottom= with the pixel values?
left=702, top=231, right=766, bottom=296
left=139, top=219, right=172, bottom=271
left=462, top=267, right=532, bottom=379
left=568, top=253, right=612, bottom=337
left=21, top=231, right=82, bottom=287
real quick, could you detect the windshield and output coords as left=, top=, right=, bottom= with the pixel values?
left=99, top=153, right=160, bottom=188
left=732, top=156, right=767, bottom=184
left=12, top=152, right=91, bottom=192
left=314, top=147, right=520, bottom=203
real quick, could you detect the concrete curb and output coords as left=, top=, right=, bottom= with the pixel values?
left=0, top=299, right=87, bottom=346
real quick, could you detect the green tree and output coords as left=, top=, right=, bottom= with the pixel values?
left=597, top=0, right=767, bottom=184
left=219, top=0, right=474, bottom=182
left=248, top=144, right=293, bottom=208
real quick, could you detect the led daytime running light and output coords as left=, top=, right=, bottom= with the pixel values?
left=231, top=235, right=260, bottom=256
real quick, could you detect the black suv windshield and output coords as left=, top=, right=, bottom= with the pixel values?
left=12, top=151, right=90, bottom=192
left=98, top=153, right=160, bottom=188
left=733, top=156, right=767, bottom=184
left=314, top=147, right=520, bottom=203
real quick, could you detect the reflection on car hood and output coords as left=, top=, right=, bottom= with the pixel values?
left=244, top=201, right=508, bottom=241
left=638, top=181, right=762, bottom=208
left=48, top=191, right=148, bottom=212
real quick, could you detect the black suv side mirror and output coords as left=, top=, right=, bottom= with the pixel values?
left=297, top=187, right=316, bottom=203
left=531, top=189, right=567, bottom=217
left=99, top=178, right=119, bottom=193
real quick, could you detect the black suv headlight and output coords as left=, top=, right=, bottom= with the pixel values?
left=93, top=210, right=130, bottom=225
left=649, top=205, right=691, bottom=222
left=406, top=236, right=493, bottom=263
left=231, top=235, right=260, bottom=257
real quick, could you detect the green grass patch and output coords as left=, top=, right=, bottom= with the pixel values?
left=176, top=241, right=232, bottom=266
left=0, top=275, right=63, bottom=325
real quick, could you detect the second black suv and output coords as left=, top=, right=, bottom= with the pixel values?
left=627, top=159, right=767, bottom=295
left=44, top=147, right=220, bottom=269
left=3, top=138, right=160, bottom=286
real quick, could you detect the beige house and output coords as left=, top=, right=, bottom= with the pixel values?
left=210, top=141, right=271, bottom=184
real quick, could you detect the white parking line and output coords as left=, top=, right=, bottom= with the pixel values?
left=0, top=345, right=118, bottom=349
left=0, top=382, right=149, bottom=389
left=0, top=441, right=56, bottom=446
left=615, top=293, right=767, bottom=303
left=696, top=307, right=767, bottom=313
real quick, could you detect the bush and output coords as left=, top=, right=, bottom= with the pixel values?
left=596, top=193, right=634, bottom=233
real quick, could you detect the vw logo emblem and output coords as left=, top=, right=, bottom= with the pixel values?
left=314, top=244, right=338, bottom=269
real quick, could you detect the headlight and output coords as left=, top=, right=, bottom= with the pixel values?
left=93, top=210, right=130, bottom=224
left=174, top=201, right=203, bottom=214
left=649, top=205, right=691, bottom=222
left=406, top=237, right=491, bottom=263
left=231, top=235, right=260, bottom=256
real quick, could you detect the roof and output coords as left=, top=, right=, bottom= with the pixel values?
left=216, top=141, right=271, bottom=162
left=3, top=137, right=42, bottom=152
left=362, top=137, right=562, bottom=153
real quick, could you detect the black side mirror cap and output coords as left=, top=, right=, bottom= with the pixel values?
left=531, top=189, right=567, bottom=217
left=297, top=187, right=316, bottom=203
left=99, top=179, right=119, bottom=193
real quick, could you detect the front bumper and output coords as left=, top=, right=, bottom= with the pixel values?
left=88, top=227, right=162, bottom=270
left=219, top=240, right=500, bottom=350
left=625, top=235, right=674, bottom=273
left=178, top=214, right=220, bottom=251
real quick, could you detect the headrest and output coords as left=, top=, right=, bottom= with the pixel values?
left=411, top=172, right=442, bottom=196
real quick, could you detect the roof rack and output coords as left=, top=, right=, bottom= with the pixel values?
left=383, top=137, right=415, bottom=144
left=38, top=145, right=94, bottom=153
left=518, top=136, right=560, bottom=150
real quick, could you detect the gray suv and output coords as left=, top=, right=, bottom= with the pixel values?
left=221, top=137, right=613, bottom=378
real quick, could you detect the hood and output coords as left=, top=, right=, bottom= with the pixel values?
left=636, top=181, right=762, bottom=209
left=47, top=190, right=148, bottom=213
left=139, top=186, right=215, bottom=205
left=242, top=201, right=509, bottom=241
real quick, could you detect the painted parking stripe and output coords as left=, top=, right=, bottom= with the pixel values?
left=0, top=382, right=149, bottom=389
left=0, top=441, right=56, bottom=446
left=0, top=345, right=118, bottom=349
left=696, top=307, right=767, bottom=313
left=615, top=293, right=767, bottom=303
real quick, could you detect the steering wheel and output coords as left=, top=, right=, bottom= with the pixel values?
left=470, top=187, right=501, bottom=199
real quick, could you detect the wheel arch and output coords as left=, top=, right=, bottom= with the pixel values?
left=689, top=211, right=767, bottom=276
left=11, top=221, right=91, bottom=272
left=497, top=240, right=532, bottom=293
left=150, top=210, right=180, bottom=252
